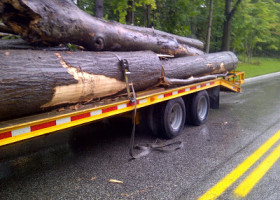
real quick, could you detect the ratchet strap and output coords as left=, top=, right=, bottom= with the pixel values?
left=113, top=53, right=184, bottom=159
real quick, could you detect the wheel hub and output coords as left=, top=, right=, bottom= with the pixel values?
left=197, top=96, right=208, bottom=120
left=169, top=103, right=183, bottom=130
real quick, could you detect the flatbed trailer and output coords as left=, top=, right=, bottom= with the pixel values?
left=0, top=71, right=244, bottom=147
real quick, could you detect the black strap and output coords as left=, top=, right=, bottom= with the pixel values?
left=112, top=53, right=184, bottom=159
left=128, top=66, right=184, bottom=159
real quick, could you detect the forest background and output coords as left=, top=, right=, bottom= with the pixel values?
left=75, top=0, right=280, bottom=63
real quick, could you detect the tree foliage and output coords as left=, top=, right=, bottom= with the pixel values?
left=72, top=0, right=280, bottom=58
left=232, top=0, right=280, bottom=60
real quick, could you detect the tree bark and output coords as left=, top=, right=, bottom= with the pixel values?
left=126, top=0, right=135, bottom=25
left=0, top=49, right=238, bottom=121
left=221, top=0, right=242, bottom=51
left=0, top=39, right=72, bottom=51
left=0, top=50, right=162, bottom=121
left=221, top=0, right=232, bottom=51
left=206, top=0, right=214, bottom=53
left=122, top=24, right=204, bottom=50
left=162, top=51, right=238, bottom=79
left=0, top=39, right=33, bottom=49
left=145, top=5, right=151, bottom=28
left=164, top=74, right=227, bottom=86
left=94, top=0, right=104, bottom=18
left=0, top=0, right=197, bottom=57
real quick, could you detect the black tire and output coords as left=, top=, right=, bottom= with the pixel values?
left=154, top=97, right=186, bottom=139
left=189, top=90, right=210, bottom=126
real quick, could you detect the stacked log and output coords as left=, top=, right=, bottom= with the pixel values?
left=0, top=0, right=203, bottom=57
left=0, top=0, right=239, bottom=121
left=0, top=50, right=162, bottom=120
left=163, top=51, right=238, bottom=79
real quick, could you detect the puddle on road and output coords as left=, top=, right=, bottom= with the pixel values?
left=0, top=144, right=75, bottom=180
left=0, top=118, right=138, bottom=181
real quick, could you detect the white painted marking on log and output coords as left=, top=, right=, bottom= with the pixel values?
left=42, top=53, right=126, bottom=108
left=12, top=127, right=31, bottom=137
left=56, top=117, right=71, bottom=125
left=157, top=94, right=164, bottom=99
left=206, top=83, right=210, bottom=87
left=186, top=88, right=190, bottom=92
left=139, top=99, right=147, bottom=104
left=117, top=104, right=127, bottom=110
left=172, top=91, right=178, bottom=95
left=91, top=110, right=102, bottom=116
left=197, top=85, right=201, bottom=89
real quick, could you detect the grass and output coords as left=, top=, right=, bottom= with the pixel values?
left=236, top=57, right=280, bottom=78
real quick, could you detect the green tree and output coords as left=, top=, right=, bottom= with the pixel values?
left=73, top=0, right=280, bottom=57
left=75, top=0, right=95, bottom=15
left=231, top=0, right=280, bottom=60
left=221, top=0, right=242, bottom=51
left=154, top=0, right=206, bottom=37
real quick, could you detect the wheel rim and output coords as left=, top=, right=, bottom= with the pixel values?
left=197, top=96, right=208, bottom=120
left=169, top=103, right=183, bottom=130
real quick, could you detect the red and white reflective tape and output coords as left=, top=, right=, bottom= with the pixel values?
left=0, top=99, right=145, bottom=140
left=158, top=81, right=214, bottom=99
left=0, top=81, right=216, bottom=141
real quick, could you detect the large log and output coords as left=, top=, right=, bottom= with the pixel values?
left=0, top=39, right=33, bottom=49
left=122, top=24, right=204, bottom=50
left=0, top=50, right=162, bottom=121
left=0, top=50, right=238, bottom=121
left=162, top=51, right=238, bottom=79
left=0, top=38, right=71, bottom=50
left=0, top=0, right=200, bottom=57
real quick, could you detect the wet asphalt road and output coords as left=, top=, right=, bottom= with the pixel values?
left=0, top=74, right=280, bottom=200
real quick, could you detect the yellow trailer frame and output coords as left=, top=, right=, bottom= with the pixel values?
left=0, top=71, right=245, bottom=147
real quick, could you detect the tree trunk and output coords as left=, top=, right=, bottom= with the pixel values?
left=146, top=5, right=151, bottom=27
left=206, top=0, right=214, bottom=53
left=126, top=0, right=135, bottom=25
left=122, top=24, right=204, bottom=50
left=221, top=18, right=232, bottom=51
left=221, top=0, right=242, bottom=51
left=94, top=0, right=104, bottom=18
left=0, top=49, right=238, bottom=121
left=0, top=39, right=33, bottom=49
left=164, top=74, right=226, bottom=86
left=0, top=50, right=162, bottom=121
left=221, top=0, right=232, bottom=51
left=0, top=38, right=71, bottom=50
left=162, top=51, right=238, bottom=79
left=0, top=0, right=196, bottom=57
left=76, top=0, right=83, bottom=8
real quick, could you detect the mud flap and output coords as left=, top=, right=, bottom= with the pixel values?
left=208, top=86, right=220, bottom=109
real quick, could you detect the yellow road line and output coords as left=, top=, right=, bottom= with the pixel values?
left=198, top=130, right=280, bottom=200
left=234, top=143, right=280, bottom=197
